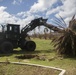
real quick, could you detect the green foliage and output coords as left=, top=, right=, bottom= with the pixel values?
left=52, top=29, right=76, bottom=56
left=52, top=16, right=76, bottom=56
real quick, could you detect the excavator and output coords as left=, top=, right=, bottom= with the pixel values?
left=0, top=17, right=62, bottom=53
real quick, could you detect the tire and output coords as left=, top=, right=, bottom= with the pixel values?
left=1, top=42, right=13, bottom=53
left=26, top=41, right=36, bottom=51
left=23, top=41, right=36, bottom=51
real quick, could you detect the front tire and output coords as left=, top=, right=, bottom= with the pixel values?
left=21, top=41, right=36, bottom=51
left=0, top=42, right=13, bottom=53
left=25, top=41, right=36, bottom=51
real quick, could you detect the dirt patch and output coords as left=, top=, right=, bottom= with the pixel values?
left=15, top=54, right=39, bottom=59
left=15, top=54, right=56, bottom=61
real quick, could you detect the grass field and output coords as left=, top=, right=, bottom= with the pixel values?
left=0, top=38, right=76, bottom=75
left=0, top=63, right=60, bottom=75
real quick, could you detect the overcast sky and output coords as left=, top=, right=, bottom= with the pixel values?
left=0, top=0, right=76, bottom=29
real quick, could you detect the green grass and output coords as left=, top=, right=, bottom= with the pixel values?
left=0, top=38, right=76, bottom=75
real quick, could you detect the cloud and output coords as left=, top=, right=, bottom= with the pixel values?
left=0, top=6, right=19, bottom=24
left=15, top=0, right=76, bottom=28
left=12, top=0, right=17, bottom=5
left=56, top=0, right=76, bottom=25
left=0, top=6, right=7, bottom=12
left=0, top=6, right=35, bottom=30
left=46, top=6, right=60, bottom=16
left=29, top=0, right=57, bottom=13
left=17, top=11, right=31, bottom=18
left=57, top=0, right=76, bottom=17
left=17, top=12, right=26, bottom=17
left=17, top=15, right=35, bottom=28
left=16, top=0, right=58, bottom=23
left=12, top=0, right=23, bottom=5
left=29, top=0, right=76, bottom=18
left=0, top=0, right=76, bottom=31
left=44, top=0, right=76, bottom=25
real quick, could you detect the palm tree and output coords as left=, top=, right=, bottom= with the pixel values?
left=52, top=15, right=76, bottom=56
left=44, top=27, right=48, bottom=39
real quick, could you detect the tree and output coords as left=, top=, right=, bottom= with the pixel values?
left=51, top=15, right=76, bottom=56
left=44, top=27, right=48, bottom=39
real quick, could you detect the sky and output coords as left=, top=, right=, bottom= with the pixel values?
left=0, top=0, right=76, bottom=33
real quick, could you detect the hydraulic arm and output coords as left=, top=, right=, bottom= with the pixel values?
left=21, top=17, right=62, bottom=36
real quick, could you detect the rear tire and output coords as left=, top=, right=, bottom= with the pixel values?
left=0, top=42, right=13, bottom=53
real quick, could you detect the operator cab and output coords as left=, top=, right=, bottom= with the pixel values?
left=7, top=24, right=20, bottom=34
left=6, top=24, right=20, bottom=39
